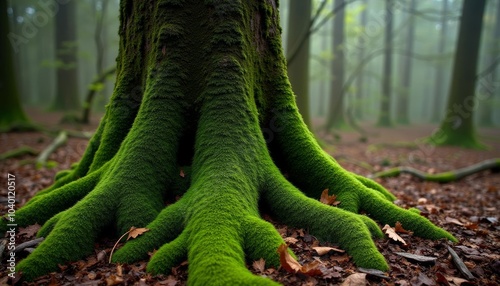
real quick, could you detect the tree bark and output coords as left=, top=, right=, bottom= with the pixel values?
left=355, top=0, right=368, bottom=120
left=377, top=0, right=393, bottom=127
left=0, top=0, right=30, bottom=131
left=51, top=0, right=80, bottom=111
left=431, top=0, right=449, bottom=123
left=325, top=0, right=346, bottom=130
left=286, top=0, right=311, bottom=127
left=429, top=0, right=486, bottom=148
left=5, top=1, right=455, bottom=284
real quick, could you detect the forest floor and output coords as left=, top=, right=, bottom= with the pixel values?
left=0, top=109, right=499, bottom=286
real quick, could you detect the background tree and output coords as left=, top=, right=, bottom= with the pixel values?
left=0, top=0, right=30, bottom=131
left=377, top=0, right=394, bottom=127
left=325, top=0, right=346, bottom=130
left=396, top=0, right=416, bottom=125
left=429, top=0, right=486, bottom=148
left=286, top=0, right=312, bottom=127
left=2, top=0, right=455, bottom=284
left=51, top=0, right=80, bottom=111
left=354, top=0, right=368, bottom=119
left=431, top=0, right=450, bottom=123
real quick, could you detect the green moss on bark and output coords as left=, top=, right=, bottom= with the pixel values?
left=1, top=0, right=456, bottom=284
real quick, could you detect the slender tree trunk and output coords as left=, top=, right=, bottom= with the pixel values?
left=318, top=31, right=328, bottom=117
left=286, top=0, right=311, bottom=127
left=51, top=0, right=80, bottom=111
left=396, top=0, right=415, bottom=125
left=377, top=0, right=393, bottom=127
left=326, top=0, right=346, bottom=130
left=431, top=0, right=449, bottom=123
left=478, top=0, right=500, bottom=126
left=429, top=0, right=486, bottom=148
left=355, top=0, right=368, bottom=120
left=0, top=0, right=30, bottom=131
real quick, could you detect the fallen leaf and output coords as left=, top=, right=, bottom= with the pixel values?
left=179, top=168, right=185, bottom=178
left=116, top=264, right=123, bottom=277
left=163, top=275, right=178, bottom=286
left=312, top=246, right=344, bottom=255
left=320, top=189, right=339, bottom=206
left=87, top=272, right=97, bottom=280
left=97, top=250, right=107, bottom=262
left=446, top=217, right=464, bottom=226
left=18, top=224, right=41, bottom=238
left=252, top=258, right=265, bottom=273
left=446, top=276, right=470, bottom=286
left=383, top=224, right=407, bottom=245
left=413, top=273, right=434, bottom=286
left=277, top=244, right=323, bottom=276
left=394, top=221, right=411, bottom=234
left=435, top=272, right=450, bottom=286
left=284, top=237, right=298, bottom=245
left=106, top=274, right=124, bottom=286
left=127, top=227, right=149, bottom=240
left=395, top=252, right=437, bottom=264
left=358, top=267, right=389, bottom=279
left=340, top=273, right=367, bottom=286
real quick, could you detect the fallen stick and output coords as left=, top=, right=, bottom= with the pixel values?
left=14, top=237, right=44, bottom=253
left=447, top=246, right=474, bottom=280
left=370, top=158, right=500, bottom=183
left=36, top=131, right=68, bottom=168
left=0, top=146, right=39, bottom=160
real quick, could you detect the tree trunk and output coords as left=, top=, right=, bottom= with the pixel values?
left=286, top=0, right=311, bottom=127
left=325, top=0, right=346, bottom=131
left=0, top=0, right=30, bottom=131
left=355, top=0, right=368, bottom=120
left=478, top=0, right=500, bottom=127
left=429, top=0, right=486, bottom=148
left=431, top=0, right=449, bottom=123
left=5, top=1, right=455, bottom=284
left=377, top=0, right=393, bottom=127
left=396, top=0, right=415, bottom=125
left=51, top=0, right=80, bottom=111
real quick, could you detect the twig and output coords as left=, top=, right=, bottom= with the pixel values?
left=36, top=131, right=68, bottom=168
left=370, top=158, right=500, bottom=183
left=447, top=246, right=475, bottom=280
left=0, top=146, right=39, bottom=161
left=14, top=237, right=44, bottom=253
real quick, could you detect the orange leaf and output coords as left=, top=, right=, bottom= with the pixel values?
left=312, top=246, right=345, bottom=256
left=277, top=244, right=323, bottom=276
left=277, top=244, right=302, bottom=273
left=394, top=221, right=411, bottom=234
left=284, top=237, right=298, bottom=245
left=252, top=258, right=266, bottom=273
left=383, top=224, right=407, bottom=245
left=127, top=227, right=149, bottom=240
left=320, top=189, right=339, bottom=206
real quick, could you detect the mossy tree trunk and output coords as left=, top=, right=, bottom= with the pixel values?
left=51, top=0, right=80, bottom=111
left=285, top=0, right=311, bottom=128
left=4, top=0, right=455, bottom=284
left=429, top=0, right=486, bottom=149
left=0, top=0, right=30, bottom=131
left=325, top=0, right=346, bottom=131
left=377, top=0, right=393, bottom=127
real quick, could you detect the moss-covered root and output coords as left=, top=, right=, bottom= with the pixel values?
left=264, top=170, right=388, bottom=271
left=352, top=173, right=396, bottom=201
left=0, top=171, right=101, bottom=234
left=112, top=199, right=187, bottom=263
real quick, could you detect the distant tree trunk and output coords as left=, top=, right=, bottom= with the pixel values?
left=0, top=0, right=30, bottom=131
left=429, top=0, right=486, bottom=148
left=377, top=0, right=393, bottom=127
left=396, top=0, right=415, bottom=125
left=286, top=0, right=311, bottom=127
left=318, top=31, right=328, bottom=117
left=51, top=0, right=80, bottom=111
left=355, top=0, right=368, bottom=120
left=478, top=0, right=500, bottom=127
left=326, top=0, right=346, bottom=130
left=431, top=0, right=449, bottom=123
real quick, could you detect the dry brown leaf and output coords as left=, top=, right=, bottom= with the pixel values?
left=312, top=246, right=345, bottom=256
left=116, top=264, right=123, bottom=277
left=284, top=237, right=299, bottom=245
left=179, top=168, right=185, bottom=178
left=383, top=224, right=407, bottom=245
left=106, top=274, right=124, bottom=286
left=127, top=227, right=149, bottom=240
left=320, top=189, right=339, bottom=206
left=340, top=273, right=367, bottom=286
left=445, top=217, right=464, bottom=226
left=97, top=250, right=107, bottom=262
left=18, top=224, right=41, bottom=238
left=446, top=276, right=469, bottom=286
left=394, top=221, right=411, bottom=234
left=252, top=258, right=266, bottom=273
left=277, top=244, right=323, bottom=276
left=163, top=275, right=179, bottom=286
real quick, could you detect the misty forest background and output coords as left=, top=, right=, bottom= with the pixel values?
left=3, top=0, right=500, bottom=142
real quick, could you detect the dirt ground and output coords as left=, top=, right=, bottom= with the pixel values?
left=0, top=109, right=499, bottom=285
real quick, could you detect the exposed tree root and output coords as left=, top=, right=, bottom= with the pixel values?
left=35, top=131, right=68, bottom=168
left=0, top=146, right=38, bottom=160
left=370, top=158, right=500, bottom=182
